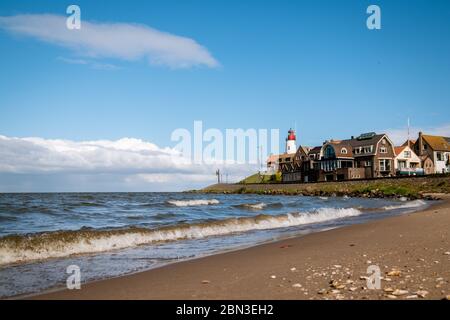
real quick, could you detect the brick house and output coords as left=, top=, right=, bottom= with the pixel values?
left=281, top=145, right=321, bottom=182
left=318, top=140, right=365, bottom=181
left=315, top=132, right=396, bottom=181
left=414, top=132, right=450, bottom=174
left=346, top=133, right=396, bottom=178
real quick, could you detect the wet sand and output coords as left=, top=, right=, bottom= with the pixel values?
left=31, top=195, right=450, bottom=300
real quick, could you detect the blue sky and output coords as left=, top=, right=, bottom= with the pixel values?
left=0, top=0, right=450, bottom=191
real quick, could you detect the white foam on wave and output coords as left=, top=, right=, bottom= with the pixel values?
left=242, top=203, right=267, bottom=210
left=167, top=199, right=219, bottom=207
left=0, top=207, right=362, bottom=266
left=383, top=199, right=427, bottom=211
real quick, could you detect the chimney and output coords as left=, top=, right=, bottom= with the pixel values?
left=418, top=131, right=423, bottom=155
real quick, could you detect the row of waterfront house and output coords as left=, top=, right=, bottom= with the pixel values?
left=267, top=129, right=450, bottom=183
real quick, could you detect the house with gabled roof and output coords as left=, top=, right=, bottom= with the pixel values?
left=394, top=144, right=423, bottom=175
left=315, top=132, right=396, bottom=180
left=316, top=140, right=362, bottom=181
left=281, top=145, right=319, bottom=182
left=414, top=132, right=450, bottom=174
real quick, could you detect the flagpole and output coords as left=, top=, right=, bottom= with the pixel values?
left=407, top=117, right=410, bottom=148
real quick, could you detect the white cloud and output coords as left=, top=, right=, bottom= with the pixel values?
left=0, top=135, right=252, bottom=191
left=0, top=14, right=219, bottom=69
left=384, top=123, right=450, bottom=146
left=0, top=135, right=186, bottom=174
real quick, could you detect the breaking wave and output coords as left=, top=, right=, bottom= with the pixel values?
left=238, top=203, right=267, bottom=210
left=0, top=207, right=361, bottom=266
left=234, top=202, right=283, bottom=210
left=383, top=200, right=427, bottom=210
left=167, top=199, right=220, bottom=207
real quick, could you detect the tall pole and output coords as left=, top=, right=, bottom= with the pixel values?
left=216, top=169, right=220, bottom=184
left=407, top=118, right=411, bottom=176
left=407, top=117, right=410, bottom=148
left=259, top=145, right=263, bottom=173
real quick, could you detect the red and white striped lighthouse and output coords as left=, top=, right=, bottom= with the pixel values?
left=286, top=129, right=297, bottom=154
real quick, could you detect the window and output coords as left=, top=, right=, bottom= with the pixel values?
left=404, top=151, right=411, bottom=158
left=362, top=146, right=373, bottom=154
left=324, top=145, right=336, bottom=158
left=379, top=160, right=385, bottom=171
left=437, top=152, right=444, bottom=161
left=341, top=148, right=348, bottom=154
left=379, top=159, right=391, bottom=171
left=380, top=147, right=387, bottom=153
left=365, top=161, right=372, bottom=167
left=341, top=160, right=353, bottom=168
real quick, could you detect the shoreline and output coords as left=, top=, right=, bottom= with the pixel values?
left=29, top=194, right=450, bottom=300
left=197, top=176, right=450, bottom=200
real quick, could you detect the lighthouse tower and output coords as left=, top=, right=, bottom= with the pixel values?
left=286, top=129, right=297, bottom=154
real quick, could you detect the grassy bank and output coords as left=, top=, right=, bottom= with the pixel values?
left=197, top=176, right=450, bottom=199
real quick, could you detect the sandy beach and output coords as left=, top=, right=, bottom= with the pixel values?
left=28, top=194, right=450, bottom=300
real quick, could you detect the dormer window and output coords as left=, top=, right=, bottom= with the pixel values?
left=380, top=147, right=387, bottom=153
left=341, top=148, right=348, bottom=154
left=359, top=146, right=373, bottom=154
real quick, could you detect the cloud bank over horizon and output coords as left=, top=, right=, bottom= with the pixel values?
left=0, top=14, right=219, bottom=69
left=0, top=135, right=252, bottom=192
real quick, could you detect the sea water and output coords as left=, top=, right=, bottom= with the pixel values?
left=0, top=192, right=429, bottom=298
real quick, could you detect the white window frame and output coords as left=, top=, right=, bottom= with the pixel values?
left=379, top=159, right=390, bottom=171
left=362, top=145, right=373, bottom=154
